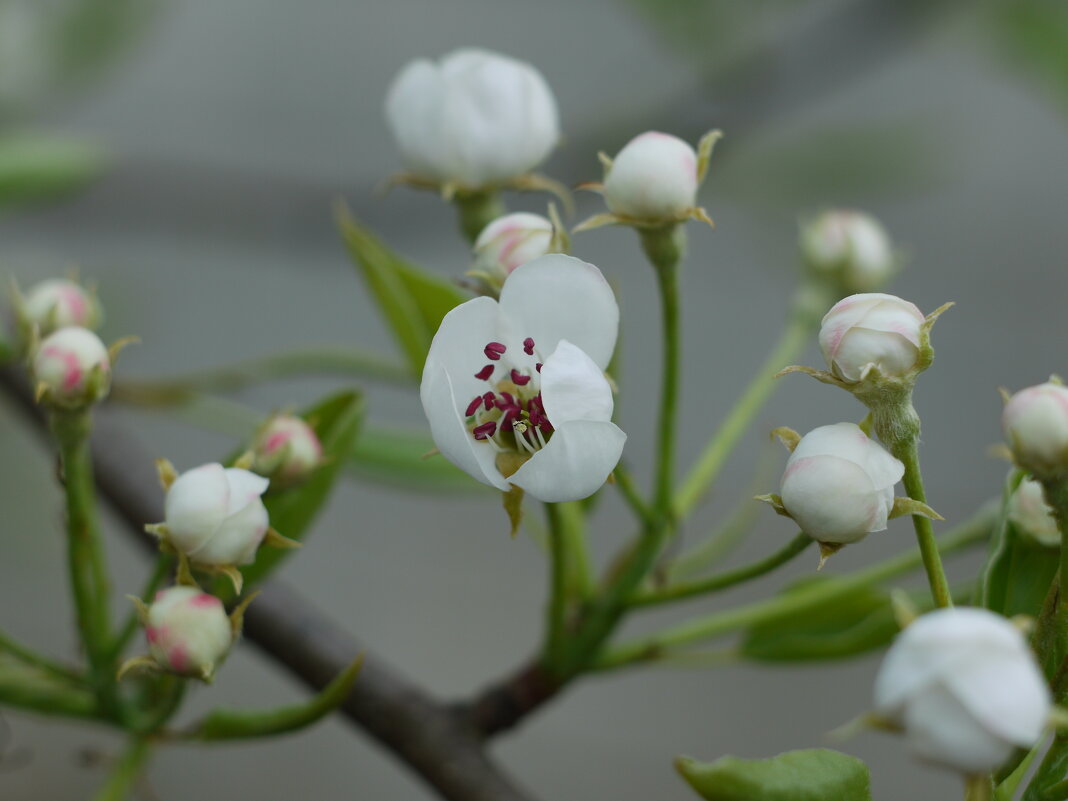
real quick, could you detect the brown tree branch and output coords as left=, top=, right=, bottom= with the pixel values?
left=0, top=366, right=539, bottom=801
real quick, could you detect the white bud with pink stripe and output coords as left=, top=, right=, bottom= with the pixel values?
left=252, top=415, right=323, bottom=488
left=32, top=326, right=110, bottom=407
left=603, top=131, right=698, bottom=221
left=819, top=293, right=925, bottom=383
left=474, top=212, right=554, bottom=276
left=1003, top=382, right=1068, bottom=480
left=145, top=586, right=232, bottom=679
left=780, top=422, right=904, bottom=544
left=21, top=279, right=101, bottom=335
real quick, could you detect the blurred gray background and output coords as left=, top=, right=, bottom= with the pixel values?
left=1, top=0, right=1068, bottom=799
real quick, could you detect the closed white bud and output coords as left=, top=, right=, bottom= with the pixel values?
left=801, top=210, right=894, bottom=292
left=163, top=463, right=270, bottom=567
left=385, top=48, right=559, bottom=188
left=252, top=415, right=322, bottom=488
left=819, top=293, right=925, bottom=383
left=21, top=279, right=101, bottom=335
left=875, top=607, right=1051, bottom=774
left=145, top=586, right=232, bottom=678
left=32, top=326, right=110, bottom=408
left=1002, top=383, right=1068, bottom=480
left=603, top=131, right=698, bottom=221
left=780, top=422, right=904, bottom=544
left=1007, top=478, right=1060, bottom=548
left=474, top=212, right=554, bottom=276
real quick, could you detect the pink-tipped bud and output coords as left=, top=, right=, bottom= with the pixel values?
left=146, top=586, right=232, bottom=678
left=21, top=279, right=101, bottom=335
left=1002, top=382, right=1068, bottom=480
left=801, top=210, right=895, bottom=292
left=32, top=326, right=110, bottom=408
left=818, top=293, right=925, bottom=383
left=603, top=131, right=698, bottom=220
left=1007, top=478, right=1060, bottom=548
left=474, top=212, right=554, bottom=276
left=252, top=415, right=323, bottom=488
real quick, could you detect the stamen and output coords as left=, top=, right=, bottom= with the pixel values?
left=484, top=342, right=507, bottom=361
left=523, top=337, right=535, bottom=356
left=464, top=397, right=482, bottom=417
left=510, top=369, right=531, bottom=386
left=482, top=392, right=496, bottom=411
left=535, top=363, right=542, bottom=373
left=473, top=421, right=498, bottom=441
left=475, top=364, right=494, bottom=381
left=512, top=421, right=536, bottom=454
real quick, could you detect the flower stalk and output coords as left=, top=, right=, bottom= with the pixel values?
left=455, top=190, right=506, bottom=245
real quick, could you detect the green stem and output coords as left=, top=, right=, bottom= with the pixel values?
left=132, top=675, right=186, bottom=736
left=965, top=775, right=993, bottom=801
left=0, top=629, right=82, bottom=683
left=556, top=501, right=594, bottom=600
left=0, top=669, right=99, bottom=719
left=674, top=287, right=825, bottom=517
left=91, top=736, right=153, bottom=801
left=454, top=191, right=505, bottom=244
left=593, top=505, right=992, bottom=670
left=632, top=532, right=814, bottom=607
left=613, top=461, right=654, bottom=526
left=110, top=555, right=172, bottom=662
left=50, top=409, right=118, bottom=717
left=543, top=504, right=570, bottom=671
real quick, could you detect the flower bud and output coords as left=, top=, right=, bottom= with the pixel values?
left=874, top=607, right=1050, bottom=774
left=818, top=293, right=925, bottom=383
left=163, top=463, right=270, bottom=567
left=385, top=48, right=559, bottom=188
left=252, top=415, right=323, bottom=489
left=32, top=326, right=110, bottom=408
left=474, top=212, right=554, bottom=276
left=1007, top=477, right=1060, bottom=548
left=603, top=131, right=698, bottom=221
left=145, top=586, right=232, bottom=679
left=1002, top=382, right=1068, bottom=480
left=780, top=422, right=904, bottom=544
left=20, top=278, right=101, bottom=335
left=800, top=210, right=895, bottom=292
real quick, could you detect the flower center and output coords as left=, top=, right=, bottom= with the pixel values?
left=465, top=337, right=552, bottom=461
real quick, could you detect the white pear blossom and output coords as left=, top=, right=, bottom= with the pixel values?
left=163, top=464, right=270, bottom=566
left=21, top=279, right=101, bottom=334
left=875, top=607, right=1051, bottom=774
left=603, top=131, right=698, bottom=220
left=780, top=422, right=904, bottom=544
left=1002, top=382, right=1068, bottom=479
left=420, top=254, right=625, bottom=502
left=32, top=326, right=110, bottom=407
left=385, top=48, right=559, bottom=188
left=145, top=586, right=232, bottom=678
left=252, top=414, right=323, bottom=488
left=800, top=210, right=894, bottom=292
left=819, top=293, right=925, bottom=383
left=474, top=212, right=553, bottom=276
left=1007, top=477, right=1060, bottom=548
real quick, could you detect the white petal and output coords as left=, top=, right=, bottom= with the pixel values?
left=421, top=363, right=509, bottom=492
left=509, top=420, right=625, bottom=502
left=832, top=328, right=919, bottom=381
left=223, top=468, right=269, bottom=515
left=539, top=340, right=614, bottom=425
left=164, top=463, right=230, bottom=553
left=903, top=683, right=1015, bottom=774
left=499, top=254, right=619, bottom=369
left=191, top=498, right=269, bottom=566
left=947, top=654, right=1051, bottom=746
left=861, top=298, right=925, bottom=344
left=384, top=59, right=450, bottom=180
left=780, top=455, right=884, bottom=543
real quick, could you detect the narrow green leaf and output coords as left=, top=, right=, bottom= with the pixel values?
left=348, top=426, right=480, bottom=492
left=0, top=135, right=107, bottom=208
left=0, top=662, right=98, bottom=720
left=1023, top=735, right=1068, bottom=801
left=676, top=749, right=872, bottom=801
left=337, top=204, right=466, bottom=375
left=189, top=655, right=363, bottom=741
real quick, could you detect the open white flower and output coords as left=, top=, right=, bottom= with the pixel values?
left=385, top=48, right=559, bottom=188
left=420, top=254, right=625, bottom=502
left=875, top=607, right=1051, bottom=774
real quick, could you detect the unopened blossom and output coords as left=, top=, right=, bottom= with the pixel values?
left=32, top=326, right=110, bottom=407
left=474, top=212, right=554, bottom=276
left=800, top=210, right=894, bottom=292
left=21, top=278, right=101, bottom=334
left=385, top=48, right=559, bottom=188
left=145, top=586, right=232, bottom=679
left=779, top=422, right=904, bottom=544
left=162, top=464, right=270, bottom=567
left=819, top=293, right=925, bottom=383
left=1007, top=478, right=1060, bottom=548
left=1002, top=382, right=1068, bottom=480
left=875, top=607, right=1050, bottom=774
left=603, top=131, right=699, bottom=221
left=252, top=415, right=323, bottom=488
left=420, top=253, right=625, bottom=503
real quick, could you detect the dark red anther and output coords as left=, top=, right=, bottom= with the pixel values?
left=464, top=396, right=482, bottom=417
left=482, top=392, right=496, bottom=411
left=484, top=342, right=507, bottom=361
left=510, top=369, right=531, bottom=386
left=472, top=421, right=497, bottom=440
left=523, top=337, right=535, bottom=356
left=474, top=364, right=494, bottom=381
left=535, top=363, right=542, bottom=372
left=500, top=408, right=518, bottom=430
left=498, top=392, right=517, bottom=409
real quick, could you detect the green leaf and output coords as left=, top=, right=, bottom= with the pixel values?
left=1023, top=735, right=1068, bottom=801
left=188, top=655, right=363, bottom=741
left=740, top=577, right=914, bottom=662
left=676, top=749, right=872, bottom=801
left=348, top=426, right=480, bottom=493
left=990, top=0, right=1068, bottom=113
left=228, top=391, right=365, bottom=595
left=0, top=135, right=107, bottom=208
left=337, top=204, right=467, bottom=375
